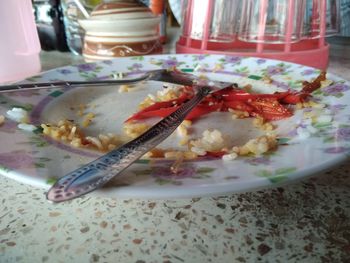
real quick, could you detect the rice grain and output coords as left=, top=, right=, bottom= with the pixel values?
left=0, top=115, right=4, bottom=126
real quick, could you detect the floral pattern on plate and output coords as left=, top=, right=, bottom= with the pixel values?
left=0, top=54, right=349, bottom=198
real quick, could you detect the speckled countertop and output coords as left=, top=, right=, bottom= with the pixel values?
left=1, top=35, right=350, bottom=263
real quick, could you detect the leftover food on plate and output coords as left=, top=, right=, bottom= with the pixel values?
left=36, top=71, right=328, bottom=163
left=0, top=115, right=4, bottom=126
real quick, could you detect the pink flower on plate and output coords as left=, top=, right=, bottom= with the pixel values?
left=323, top=83, right=350, bottom=95
left=194, top=54, right=207, bottom=61
left=0, top=150, right=35, bottom=170
left=129, top=63, right=143, bottom=72
left=326, top=104, right=347, bottom=114
left=266, top=65, right=286, bottom=75
left=57, top=68, right=73, bottom=75
left=335, top=127, right=350, bottom=141
left=223, top=55, right=242, bottom=64
left=256, top=58, right=267, bottom=65
left=102, top=60, right=113, bottom=65
left=76, top=63, right=98, bottom=72
left=0, top=120, right=17, bottom=134
left=7, top=90, right=39, bottom=97
left=245, top=156, right=272, bottom=166
left=324, top=147, right=350, bottom=154
left=152, top=165, right=197, bottom=180
left=301, top=69, right=318, bottom=76
left=161, top=59, right=179, bottom=68
left=151, top=57, right=185, bottom=69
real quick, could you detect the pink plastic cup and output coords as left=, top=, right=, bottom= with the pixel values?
left=0, top=0, right=41, bottom=84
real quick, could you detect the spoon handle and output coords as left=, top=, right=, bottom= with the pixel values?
left=0, top=74, right=151, bottom=93
left=46, top=85, right=211, bottom=202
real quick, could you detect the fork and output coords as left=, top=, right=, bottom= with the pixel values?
left=0, top=69, right=230, bottom=93
left=0, top=69, right=165, bottom=92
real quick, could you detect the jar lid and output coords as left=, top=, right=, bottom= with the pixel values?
left=91, top=0, right=154, bottom=20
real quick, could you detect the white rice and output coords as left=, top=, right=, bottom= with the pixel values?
left=118, top=84, right=131, bottom=93
left=6, top=107, right=37, bottom=132
left=18, top=123, right=37, bottom=132
left=317, top=114, right=332, bottom=123
left=0, top=115, right=4, bottom=125
left=190, top=129, right=225, bottom=154
left=190, top=146, right=207, bottom=156
left=296, top=127, right=311, bottom=140
left=6, top=107, right=28, bottom=123
left=222, top=152, right=238, bottom=161
left=113, top=72, right=124, bottom=79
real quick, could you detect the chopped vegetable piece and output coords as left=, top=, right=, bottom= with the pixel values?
left=125, top=71, right=326, bottom=123
left=301, top=71, right=327, bottom=93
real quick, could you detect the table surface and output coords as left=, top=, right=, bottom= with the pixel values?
left=1, top=34, right=350, bottom=263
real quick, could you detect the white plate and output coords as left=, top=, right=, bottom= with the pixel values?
left=0, top=54, right=349, bottom=198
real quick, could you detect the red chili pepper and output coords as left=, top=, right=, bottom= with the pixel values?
left=206, top=151, right=227, bottom=158
left=185, top=101, right=223, bottom=120
left=127, top=105, right=180, bottom=121
left=211, top=86, right=236, bottom=97
left=281, top=92, right=310, bottom=104
left=206, top=86, right=287, bottom=103
left=223, top=100, right=254, bottom=113
left=247, top=98, right=292, bottom=121
left=221, top=90, right=291, bottom=102
left=126, top=101, right=223, bottom=122
left=301, top=71, right=326, bottom=93
left=125, top=92, right=191, bottom=122
left=126, top=73, right=326, bottom=123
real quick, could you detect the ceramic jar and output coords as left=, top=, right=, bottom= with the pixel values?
left=79, top=0, right=162, bottom=61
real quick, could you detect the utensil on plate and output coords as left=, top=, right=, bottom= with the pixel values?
left=46, top=70, right=237, bottom=202
left=0, top=69, right=232, bottom=93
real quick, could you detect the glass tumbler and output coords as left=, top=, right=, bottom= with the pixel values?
left=60, top=0, right=100, bottom=55
left=238, top=0, right=306, bottom=43
left=303, top=0, right=340, bottom=38
left=181, top=0, right=240, bottom=43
